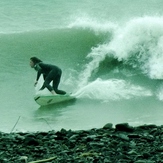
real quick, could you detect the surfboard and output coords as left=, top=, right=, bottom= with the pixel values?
left=34, top=93, right=75, bottom=106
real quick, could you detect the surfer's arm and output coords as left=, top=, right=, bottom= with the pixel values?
left=39, top=80, right=55, bottom=94
left=35, top=70, right=42, bottom=85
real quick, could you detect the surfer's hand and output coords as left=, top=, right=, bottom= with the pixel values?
left=34, top=81, right=38, bottom=87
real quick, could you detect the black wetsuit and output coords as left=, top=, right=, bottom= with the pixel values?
left=35, top=62, right=66, bottom=95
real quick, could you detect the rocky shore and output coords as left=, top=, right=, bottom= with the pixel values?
left=1, top=123, right=163, bottom=163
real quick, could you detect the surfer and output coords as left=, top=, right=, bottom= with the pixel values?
left=30, top=57, right=66, bottom=95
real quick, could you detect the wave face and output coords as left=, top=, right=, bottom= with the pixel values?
left=1, top=0, right=163, bottom=132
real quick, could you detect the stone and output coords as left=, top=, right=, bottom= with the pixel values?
left=24, top=137, right=40, bottom=146
left=103, top=123, right=113, bottom=129
left=118, top=133, right=129, bottom=141
left=115, top=123, right=134, bottom=132
left=128, top=149, right=138, bottom=155
left=1, top=123, right=163, bottom=162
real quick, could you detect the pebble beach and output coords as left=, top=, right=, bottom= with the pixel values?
left=1, top=123, right=163, bottom=163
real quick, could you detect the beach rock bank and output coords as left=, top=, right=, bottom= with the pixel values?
left=1, top=123, right=163, bottom=163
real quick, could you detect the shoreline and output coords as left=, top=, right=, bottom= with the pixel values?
left=1, top=123, right=163, bottom=163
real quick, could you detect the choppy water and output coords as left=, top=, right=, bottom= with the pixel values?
left=1, top=0, right=163, bottom=132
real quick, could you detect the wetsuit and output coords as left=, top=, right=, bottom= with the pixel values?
left=34, top=62, right=66, bottom=95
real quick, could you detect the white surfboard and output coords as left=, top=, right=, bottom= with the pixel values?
left=34, top=93, right=75, bottom=106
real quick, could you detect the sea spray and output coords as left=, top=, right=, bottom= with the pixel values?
left=68, top=15, right=117, bottom=34
left=108, top=16, right=163, bottom=79
left=75, top=78, right=152, bottom=101
left=77, top=44, right=111, bottom=87
left=78, top=16, right=163, bottom=90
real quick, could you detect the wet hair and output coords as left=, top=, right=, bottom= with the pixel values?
left=30, top=57, right=42, bottom=65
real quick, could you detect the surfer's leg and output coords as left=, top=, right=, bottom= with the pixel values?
left=52, top=71, right=66, bottom=95
left=41, top=79, right=53, bottom=92
left=40, top=72, right=53, bottom=92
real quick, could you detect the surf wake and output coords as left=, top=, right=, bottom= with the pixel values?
left=74, top=78, right=152, bottom=101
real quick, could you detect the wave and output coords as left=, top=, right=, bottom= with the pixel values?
left=67, top=15, right=117, bottom=34
left=67, top=16, right=163, bottom=101
left=108, top=16, right=163, bottom=79
left=77, top=16, right=163, bottom=89
left=2, top=15, right=163, bottom=101
left=0, top=27, right=106, bottom=69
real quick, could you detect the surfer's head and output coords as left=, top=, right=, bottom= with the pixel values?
left=30, top=57, right=42, bottom=68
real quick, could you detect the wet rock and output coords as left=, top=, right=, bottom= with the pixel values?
left=128, top=133, right=141, bottom=138
left=116, top=123, right=134, bottom=132
left=1, top=123, right=163, bottom=162
left=157, top=146, right=163, bottom=152
left=24, top=137, right=40, bottom=146
left=128, top=149, right=138, bottom=155
left=137, top=124, right=157, bottom=130
left=117, top=133, right=130, bottom=141
left=103, top=123, right=113, bottom=129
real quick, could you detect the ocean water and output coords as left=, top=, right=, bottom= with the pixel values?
left=1, top=0, right=163, bottom=132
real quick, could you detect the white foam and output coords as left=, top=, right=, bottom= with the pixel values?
left=68, top=15, right=117, bottom=34
left=74, top=78, right=152, bottom=101
left=78, top=16, right=163, bottom=88
left=108, top=16, right=163, bottom=79
left=156, top=84, right=163, bottom=101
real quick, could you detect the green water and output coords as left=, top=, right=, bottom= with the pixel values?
left=1, top=0, right=163, bottom=132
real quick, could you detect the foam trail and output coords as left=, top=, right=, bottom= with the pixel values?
left=74, top=78, right=152, bottom=101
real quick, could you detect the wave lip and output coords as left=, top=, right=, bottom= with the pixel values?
left=77, top=16, right=163, bottom=88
